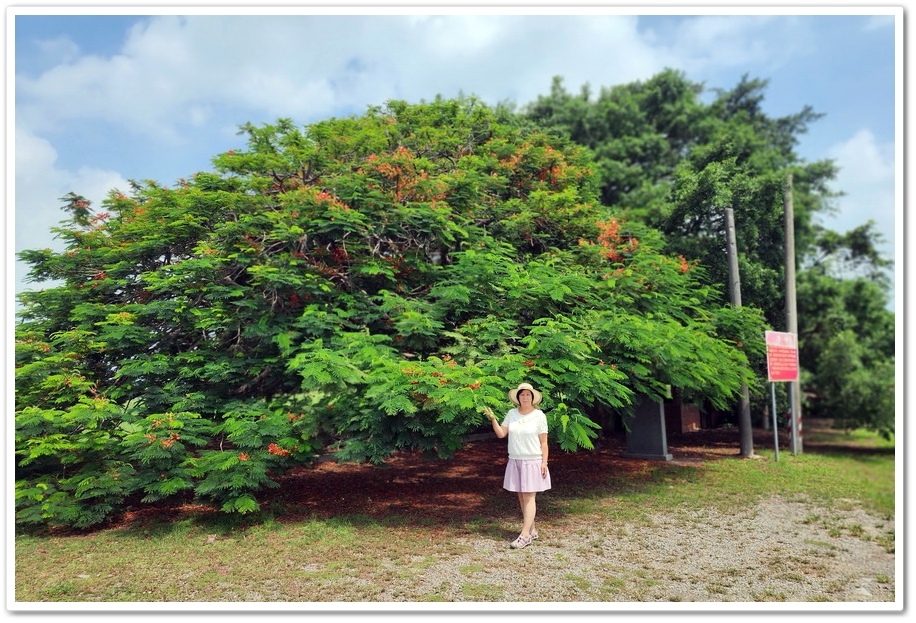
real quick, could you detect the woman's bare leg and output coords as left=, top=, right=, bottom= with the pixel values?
left=517, top=491, right=536, bottom=537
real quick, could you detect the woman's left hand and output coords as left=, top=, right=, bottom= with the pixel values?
left=540, top=462, right=548, bottom=478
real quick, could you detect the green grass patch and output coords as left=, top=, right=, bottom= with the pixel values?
left=594, top=432, right=895, bottom=519
left=14, top=425, right=894, bottom=603
left=460, top=583, right=503, bottom=601
left=565, top=573, right=592, bottom=591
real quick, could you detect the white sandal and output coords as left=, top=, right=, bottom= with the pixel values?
left=510, top=534, right=533, bottom=549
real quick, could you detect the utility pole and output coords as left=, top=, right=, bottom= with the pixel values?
left=784, top=174, right=803, bottom=454
left=725, top=208, right=754, bottom=458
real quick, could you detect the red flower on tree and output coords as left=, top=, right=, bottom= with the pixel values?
left=678, top=254, right=690, bottom=273
left=267, top=443, right=291, bottom=457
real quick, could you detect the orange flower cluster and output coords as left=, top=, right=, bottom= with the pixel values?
left=267, top=443, right=291, bottom=457
left=90, top=212, right=110, bottom=225
left=578, top=218, right=639, bottom=262
left=315, top=189, right=351, bottom=211
left=678, top=254, right=691, bottom=273
left=365, top=146, right=447, bottom=204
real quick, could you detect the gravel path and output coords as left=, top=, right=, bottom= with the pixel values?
left=373, top=495, right=896, bottom=604
left=265, top=423, right=897, bottom=606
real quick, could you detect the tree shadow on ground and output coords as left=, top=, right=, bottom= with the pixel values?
left=257, top=426, right=753, bottom=526
left=112, top=418, right=889, bottom=536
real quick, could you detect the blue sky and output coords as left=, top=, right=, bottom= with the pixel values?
left=8, top=5, right=902, bottom=312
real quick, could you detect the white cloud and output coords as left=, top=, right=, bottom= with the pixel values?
left=18, top=14, right=816, bottom=147
left=411, top=14, right=502, bottom=55
left=863, top=15, right=895, bottom=31
left=15, top=15, right=661, bottom=142
left=34, top=34, right=82, bottom=65
left=14, top=126, right=130, bottom=293
left=824, top=129, right=895, bottom=252
left=640, top=15, right=808, bottom=76
left=822, top=128, right=896, bottom=308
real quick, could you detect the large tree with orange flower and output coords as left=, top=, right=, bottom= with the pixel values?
left=15, top=97, right=766, bottom=527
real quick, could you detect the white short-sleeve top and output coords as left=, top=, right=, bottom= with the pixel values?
left=501, top=408, right=548, bottom=460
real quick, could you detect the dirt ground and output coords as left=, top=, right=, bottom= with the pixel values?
left=74, top=419, right=898, bottom=604
left=259, top=423, right=807, bottom=522
left=114, top=419, right=883, bottom=531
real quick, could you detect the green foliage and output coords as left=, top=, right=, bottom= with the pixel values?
left=524, top=70, right=895, bottom=437
left=817, top=335, right=894, bottom=438
left=16, top=95, right=765, bottom=528
left=525, top=72, right=833, bottom=327
left=797, top=270, right=895, bottom=436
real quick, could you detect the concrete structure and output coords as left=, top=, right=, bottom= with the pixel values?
left=624, top=393, right=673, bottom=461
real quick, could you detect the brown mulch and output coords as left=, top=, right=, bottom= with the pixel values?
left=256, top=425, right=784, bottom=524
left=112, top=424, right=808, bottom=531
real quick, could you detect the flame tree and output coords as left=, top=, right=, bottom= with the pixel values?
left=15, top=97, right=766, bottom=528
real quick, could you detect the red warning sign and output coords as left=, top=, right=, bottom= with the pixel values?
left=765, top=331, right=799, bottom=382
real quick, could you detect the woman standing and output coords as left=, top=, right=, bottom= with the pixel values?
left=484, top=382, right=551, bottom=549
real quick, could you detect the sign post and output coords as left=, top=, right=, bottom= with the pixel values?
left=769, top=382, right=779, bottom=462
left=765, top=331, right=800, bottom=458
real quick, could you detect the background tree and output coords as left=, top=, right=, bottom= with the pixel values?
left=16, top=97, right=765, bottom=528
left=796, top=222, right=894, bottom=437
left=524, top=71, right=895, bottom=433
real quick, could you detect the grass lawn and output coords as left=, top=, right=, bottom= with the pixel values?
left=13, top=419, right=895, bottom=604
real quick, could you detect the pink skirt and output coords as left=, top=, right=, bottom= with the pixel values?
left=503, top=458, right=552, bottom=493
